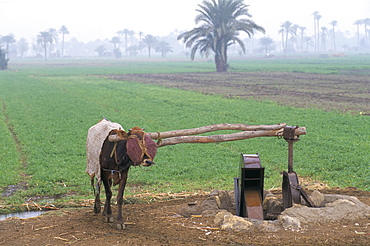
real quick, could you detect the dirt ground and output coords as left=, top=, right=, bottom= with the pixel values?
left=0, top=187, right=369, bottom=246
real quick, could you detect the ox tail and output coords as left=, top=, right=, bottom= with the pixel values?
left=91, top=177, right=100, bottom=196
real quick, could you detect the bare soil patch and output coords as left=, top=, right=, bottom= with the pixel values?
left=0, top=187, right=369, bottom=246
left=105, top=71, right=370, bottom=114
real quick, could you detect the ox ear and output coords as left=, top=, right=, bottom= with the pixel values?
left=108, top=129, right=128, bottom=142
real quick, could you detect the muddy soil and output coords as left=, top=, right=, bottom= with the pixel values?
left=0, top=187, right=369, bottom=246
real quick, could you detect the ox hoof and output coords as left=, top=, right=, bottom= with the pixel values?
left=105, top=216, right=114, bottom=223
left=94, top=207, right=101, bottom=214
left=116, top=223, right=126, bottom=230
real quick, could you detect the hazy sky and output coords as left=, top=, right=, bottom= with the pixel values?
left=1, top=0, right=369, bottom=42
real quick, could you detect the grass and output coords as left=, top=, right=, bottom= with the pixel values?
left=0, top=56, right=369, bottom=209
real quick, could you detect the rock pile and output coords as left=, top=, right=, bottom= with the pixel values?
left=177, top=189, right=370, bottom=232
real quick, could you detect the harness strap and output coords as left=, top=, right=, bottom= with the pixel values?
left=110, top=142, right=118, bottom=163
left=102, top=168, right=121, bottom=179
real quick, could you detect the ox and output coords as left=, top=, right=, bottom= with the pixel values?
left=87, top=120, right=157, bottom=229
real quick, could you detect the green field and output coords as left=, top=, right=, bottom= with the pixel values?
left=0, top=56, right=369, bottom=210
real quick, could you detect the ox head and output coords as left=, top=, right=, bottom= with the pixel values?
left=126, top=127, right=157, bottom=167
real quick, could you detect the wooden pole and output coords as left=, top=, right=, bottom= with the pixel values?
left=147, top=123, right=287, bottom=139
left=146, top=124, right=306, bottom=148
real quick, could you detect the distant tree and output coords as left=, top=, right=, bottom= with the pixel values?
left=138, top=31, right=144, bottom=55
left=354, top=20, right=362, bottom=48
left=17, top=38, right=29, bottom=58
left=128, top=30, right=135, bottom=46
left=1, top=34, right=16, bottom=59
left=127, top=45, right=141, bottom=56
left=178, top=0, right=265, bottom=72
left=278, top=25, right=284, bottom=52
left=291, top=24, right=299, bottom=51
left=32, top=41, right=43, bottom=57
left=279, top=21, right=294, bottom=53
left=155, top=41, right=173, bottom=57
left=329, top=20, right=337, bottom=51
left=312, top=11, right=322, bottom=51
left=0, top=46, right=9, bottom=69
left=117, top=29, right=131, bottom=56
left=363, top=18, right=370, bottom=46
left=110, top=36, right=121, bottom=49
left=259, top=37, right=275, bottom=54
left=59, top=25, right=69, bottom=57
left=298, top=26, right=306, bottom=51
left=303, top=36, right=313, bottom=51
left=113, top=48, right=122, bottom=58
left=48, top=28, right=59, bottom=55
left=143, top=34, right=157, bottom=58
left=94, top=45, right=106, bottom=57
left=37, top=31, right=53, bottom=60
left=320, top=27, right=328, bottom=51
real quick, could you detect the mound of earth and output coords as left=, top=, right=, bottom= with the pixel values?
left=0, top=187, right=369, bottom=245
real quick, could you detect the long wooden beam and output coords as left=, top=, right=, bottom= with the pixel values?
left=147, top=123, right=287, bottom=139
left=146, top=124, right=306, bottom=147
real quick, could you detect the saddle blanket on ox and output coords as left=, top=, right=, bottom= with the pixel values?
left=85, top=119, right=124, bottom=184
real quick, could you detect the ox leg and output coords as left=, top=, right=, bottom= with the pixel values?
left=102, top=176, right=114, bottom=223
left=116, top=169, right=129, bottom=229
left=93, top=179, right=101, bottom=214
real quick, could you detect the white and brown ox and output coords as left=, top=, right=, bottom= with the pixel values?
left=86, top=119, right=157, bottom=229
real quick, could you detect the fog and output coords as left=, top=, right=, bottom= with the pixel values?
left=1, top=0, right=369, bottom=58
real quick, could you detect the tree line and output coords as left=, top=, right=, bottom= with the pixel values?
left=1, top=0, right=370, bottom=72
left=0, top=25, right=175, bottom=61
left=97, top=30, right=173, bottom=58
left=279, top=13, right=370, bottom=54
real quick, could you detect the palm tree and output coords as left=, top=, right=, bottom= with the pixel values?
left=126, top=45, right=140, bottom=56
left=354, top=20, right=362, bottom=48
left=118, top=29, right=131, bottom=56
left=110, top=36, right=121, bottom=49
left=329, top=20, right=337, bottom=51
left=1, top=34, right=16, bottom=59
left=110, top=36, right=122, bottom=58
left=278, top=25, right=285, bottom=52
left=298, top=26, right=306, bottom=51
left=291, top=24, right=299, bottom=51
left=138, top=31, right=144, bottom=55
left=279, top=21, right=294, bottom=54
left=48, top=28, right=59, bottom=56
left=143, top=34, right=157, bottom=58
left=315, top=13, right=322, bottom=51
left=128, top=30, right=135, bottom=46
left=259, top=37, right=275, bottom=55
left=363, top=18, right=370, bottom=46
left=312, top=11, right=320, bottom=52
left=178, top=0, right=265, bottom=72
left=155, top=41, right=173, bottom=57
left=59, top=25, right=69, bottom=57
left=95, top=45, right=106, bottom=57
left=17, top=38, right=29, bottom=58
left=37, top=31, right=53, bottom=60
left=303, top=36, right=313, bottom=51
left=320, top=27, right=328, bottom=52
